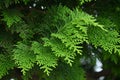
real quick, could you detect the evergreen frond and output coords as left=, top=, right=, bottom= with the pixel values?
left=80, top=0, right=94, bottom=5
left=42, top=6, right=105, bottom=66
left=13, top=42, right=36, bottom=75
left=31, top=41, right=58, bottom=75
left=43, top=38, right=75, bottom=66
left=0, top=54, right=15, bottom=79
left=88, top=25, right=120, bottom=54
left=46, top=58, right=86, bottom=80
left=2, top=9, right=23, bottom=27
left=1, top=0, right=120, bottom=79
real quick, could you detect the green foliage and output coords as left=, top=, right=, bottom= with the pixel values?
left=46, top=58, right=86, bottom=80
left=0, top=54, right=15, bottom=78
left=0, top=0, right=19, bottom=8
left=80, top=0, right=94, bottom=5
left=31, top=41, right=58, bottom=75
left=0, top=0, right=30, bottom=8
left=88, top=18, right=120, bottom=54
left=41, top=6, right=104, bottom=66
left=13, top=42, right=36, bottom=75
left=2, top=9, right=23, bottom=27
left=1, top=0, right=120, bottom=80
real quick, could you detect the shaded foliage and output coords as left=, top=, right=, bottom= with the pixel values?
left=0, top=0, right=120, bottom=80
